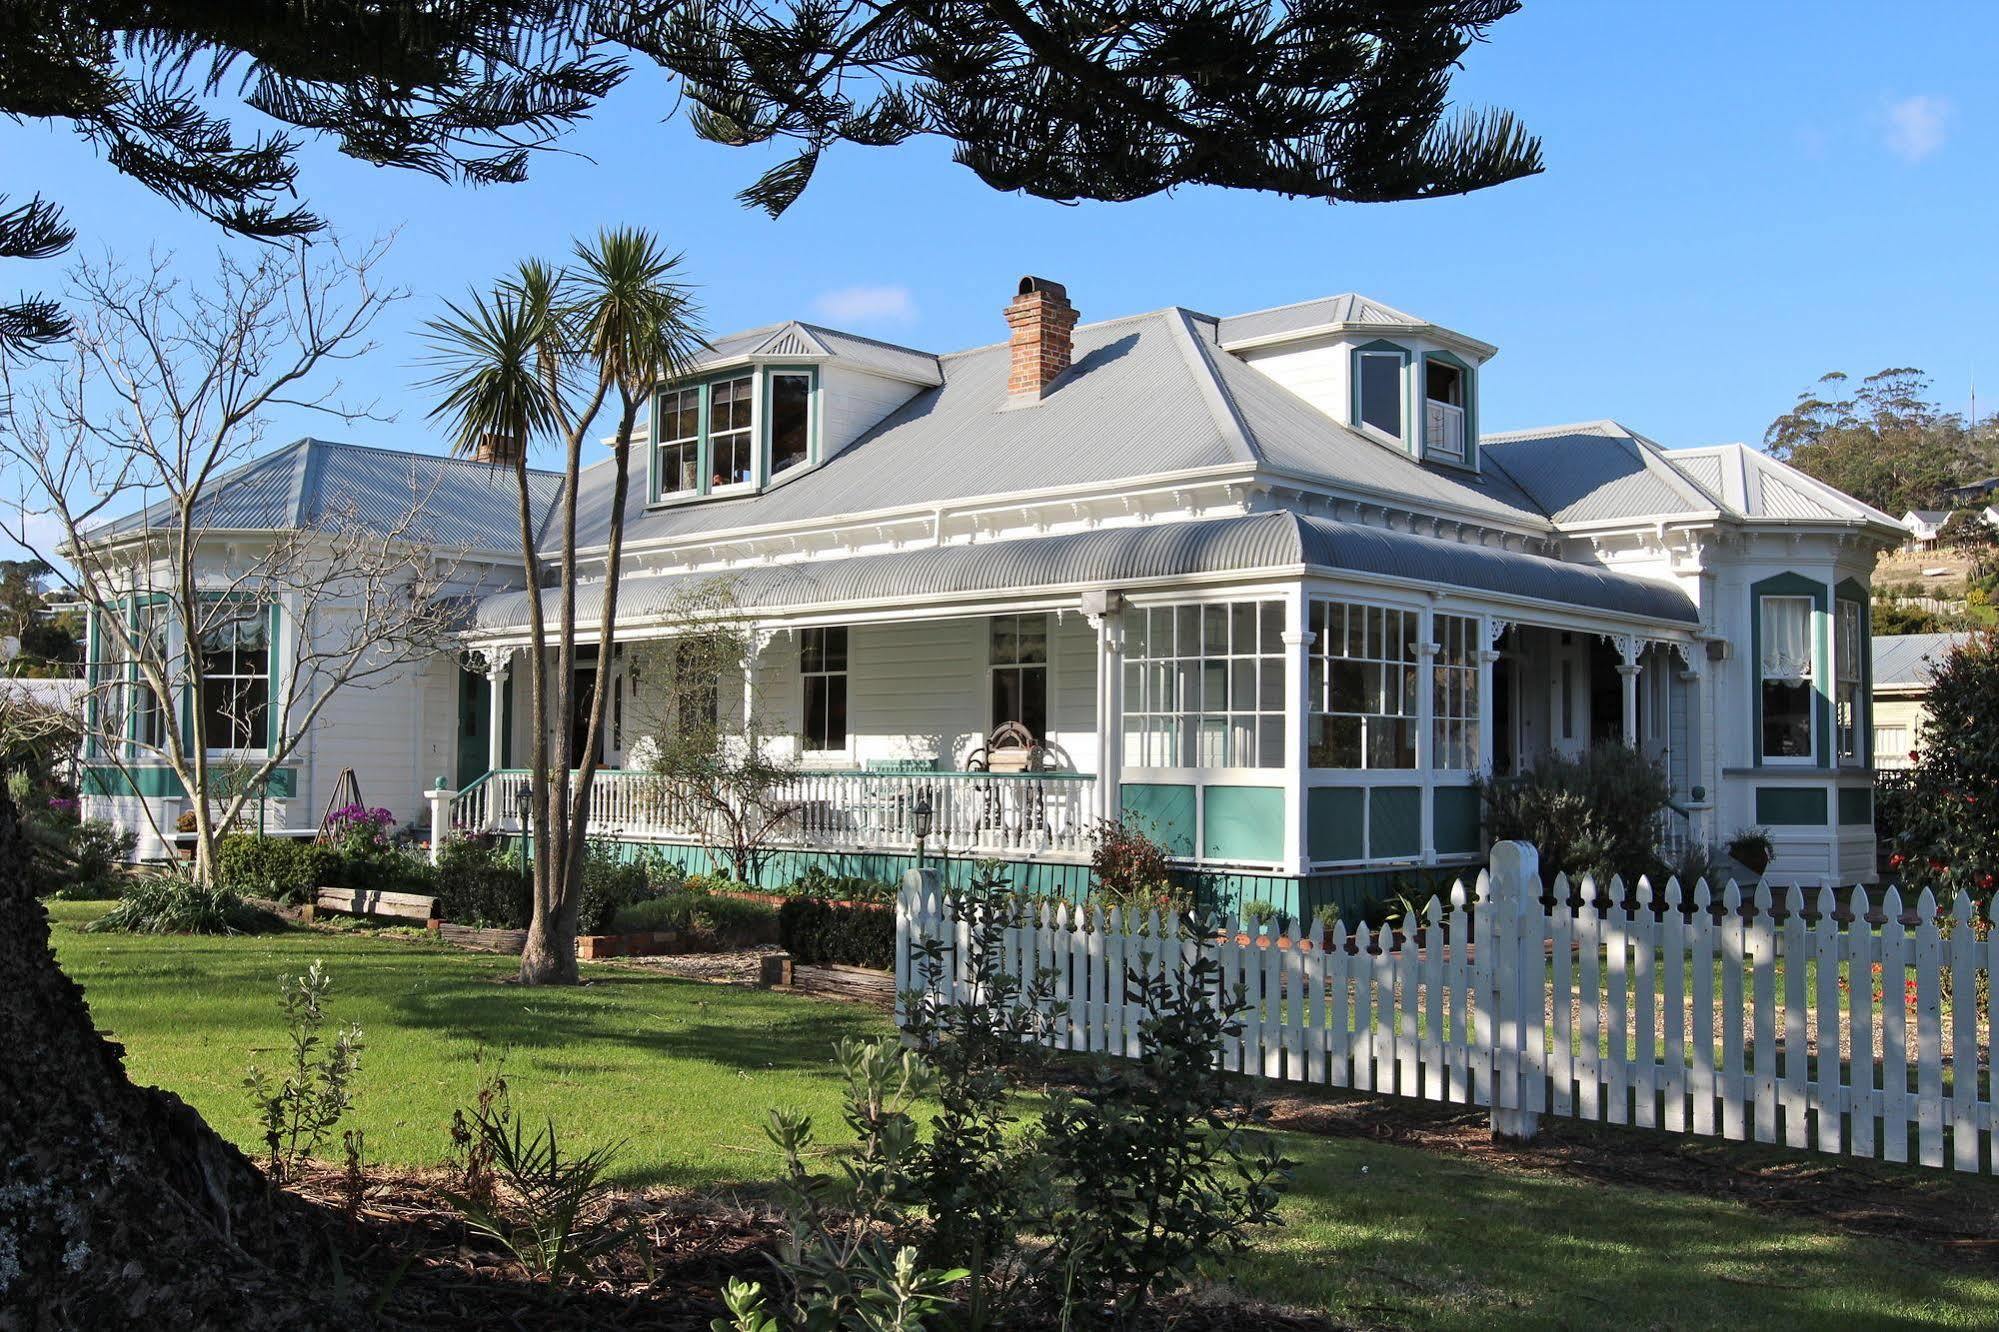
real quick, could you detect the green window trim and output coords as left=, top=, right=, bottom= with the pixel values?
left=650, top=365, right=822, bottom=505
left=1749, top=572, right=1831, bottom=769
left=1349, top=339, right=1412, bottom=451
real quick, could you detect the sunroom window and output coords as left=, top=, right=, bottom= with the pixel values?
left=1357, top=351, right=1403, bottom=439
left=1432, top=613, right=1480, bottom=769
left=708, top=375, right=754, bottom=487
left=769, top=373, right=812, bottom=477
left=1121, top=601, right=1284, bottom=769
left=1309, top=601, right=1417, bottom=769
left=200, top=602, right=270, bottom=752
left=656, top=386, right=701, bottom=497
left=1759, top=595, right=1814, bottom=762
left=1424, top=360, right=1467, bottom=462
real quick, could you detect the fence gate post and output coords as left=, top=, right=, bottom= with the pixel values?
left=426, top=779, right=452, bottom=866
left=895, top=868, right=940, bottom=1030
left=1488, top=840, right=1541, bottom=1142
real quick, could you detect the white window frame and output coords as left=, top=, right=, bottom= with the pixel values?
left=1834, top=599, right=1862, bottom=765
left=766, top=370, right=816, bottom=480
left=199, top=600, right=272, bottom=758
left=800, top=625, right=849, bottom=756
left=1121, top=599, right=1285, bottom=772
left=1308, top=598, right=1420, bottom=772
left=1431, top=611, right=1480, bottom=771
left=1423, top=358, right=1468, bottom=463
left=1758, top=594, right=1816, bottom=766
left=706, top=373, right=756, bottom=493
left=1355, top=349, right=1405, bottom=443
left=653, top=384, right=702, bottom=500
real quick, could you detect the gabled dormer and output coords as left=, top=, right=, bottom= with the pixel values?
left=1216, top=294, right=1496, bottom=472
left=646, top=321, right=941, bottom=507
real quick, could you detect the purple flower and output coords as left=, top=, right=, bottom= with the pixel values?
left=46, top=796, right=80, bottom=820
left=328, top=803, right=396, bottom=844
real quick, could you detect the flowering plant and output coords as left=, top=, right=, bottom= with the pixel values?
left=46, top=796, right=80, bottom=821
left=327, top=803, right=396, bottom=846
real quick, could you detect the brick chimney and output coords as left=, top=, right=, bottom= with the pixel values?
left=472, top=432, right=523, bottom=465
left=1004, top=276, right=1077, bottom=401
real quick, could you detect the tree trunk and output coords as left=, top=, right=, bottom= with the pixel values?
left=517, top=900, right=579, bottom=985
left=0, top=793, right=344, bottom=1324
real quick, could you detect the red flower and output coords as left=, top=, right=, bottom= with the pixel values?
left=1982, top=873, right=1996, bottom=892
left=1890, top=853, right=1906, bottom=869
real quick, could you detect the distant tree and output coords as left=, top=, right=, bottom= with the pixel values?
left=2, top=2, right=1539, bottom=353
left=1764, top=369, right=1983, bottom=516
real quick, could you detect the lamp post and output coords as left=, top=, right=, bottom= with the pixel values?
left=912, top=789, right=934, bottom=878
left=515, top=785, right=533, bottom=896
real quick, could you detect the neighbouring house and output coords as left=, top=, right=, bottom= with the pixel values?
left=1940, top=476, right=1999, bottom=507
left=1870, top=632, right=1974, bottom=770
left=78, top=279, right=1906, bottom=915
left=1901, top=510, right=1950, bottom=548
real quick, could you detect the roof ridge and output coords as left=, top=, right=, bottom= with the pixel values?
left=302, top=436, right=566, bottom=478
left=935, top=306, right=1180, bottom=362
left=1480, top=418, right=1627, bottom=444
left=1165, top=309, right=1260, bottom=467
left=794, top=321, right=937, bottom=362
left=1472, top=448, right=1552, bottom=521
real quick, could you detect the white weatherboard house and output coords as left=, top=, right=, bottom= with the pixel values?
left=81, top=279, right=1905, bottom=919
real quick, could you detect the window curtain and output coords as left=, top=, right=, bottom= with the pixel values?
left=1761, top=598, right=1812, bottom=682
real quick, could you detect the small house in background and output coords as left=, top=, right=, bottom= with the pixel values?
left=1870, top=632, right=1973, bottom=769
left=1899, top=510, right=1950, bottom=548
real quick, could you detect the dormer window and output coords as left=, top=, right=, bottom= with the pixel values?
left=658, top=386, right=701, bottom=495
left=1424, top=360, right=1467, bottom=462
left=649, top=365, right=820, bottom=504
left=708, top=375, right=754, bottom=488
left=769, top=372, right=812, bottom=477
left=1356, top=349, right=1403, bottom=439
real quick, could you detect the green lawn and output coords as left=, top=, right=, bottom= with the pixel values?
left=48, top=901, right=1999, bottom=1329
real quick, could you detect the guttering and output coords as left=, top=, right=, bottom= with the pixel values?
left=1220, top=321, right=1499, bottom=362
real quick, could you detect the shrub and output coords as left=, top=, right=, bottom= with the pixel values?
left=785, top=864, right=895, bottom=903
left=1480, top=743, right=1671, bottom=888
left=216, top=833, right=339, bottom=905
left=1088, top=815, right=1177, bottom=911
left=85, top=870, right=284, bottom=934
left=1725, top=827, right=1774, bottom=878
left=1892, top=631, right=1999, bottom=910
left=243, top=960, right=363, bottom=1182
left=576, top=841, right=651, bottom=935
left=32, top=817, right=136, bottom=899
left=608, top=890, right=777, bottom=945
left=434, top=836, right=531, bottom=928
left=779, top=897, right=894, bottom=969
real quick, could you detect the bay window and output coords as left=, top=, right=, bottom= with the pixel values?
left=200, top=602, right=270, bottom=752
left=1309, top=601, right=1417, bottom=769
left=651, top=367, right=820, bottom=503
left=1121, top=601, right=1284, bottom=769
left=1424, top=358, right=1467, bottom=462
left=1835, top=599, right=1862, bottom=763
left=1759, top=595, right=1814, bottom=762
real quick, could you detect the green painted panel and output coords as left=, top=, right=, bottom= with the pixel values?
left=1121, top=782, right=1197, bottom=858
left=1369, top=786, right=1422, bottom=859
left=1202, top=785, right=1284, bottom=863
left=1433, top=785, right=1482, bottom=855
left=1839, top=785, right=1874, bottom=826
left=1308, top=787, right=1366, bottom=862
left=1756, top=786, right=1828, bottom=826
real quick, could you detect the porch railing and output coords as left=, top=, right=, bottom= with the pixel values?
left=452, top=767, right=1098, bottom=859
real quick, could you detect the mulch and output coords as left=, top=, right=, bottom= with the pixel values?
left=1257, top=1085, right=1999, bottom=1262
left=281, top=1164, right=1349, bottom=1330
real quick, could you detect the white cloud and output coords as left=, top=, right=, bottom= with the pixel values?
left=812, top=284, right=917, bottom=326
left=1883, top=94, right=1950, bottom=163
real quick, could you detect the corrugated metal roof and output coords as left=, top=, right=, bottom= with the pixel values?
left=1216, top=293, right=1430, bottom=346
left=88, top=438, right=565, bottom=553
left=683, top=320, right=942, bottom=386
left=475, top=509, right=1698, bottom=631
left=1873, top=632, right=1973, bottom=687
left=1661, top=444, right=1901, bottom=527
left=569, top=309, right=1259, bottom=550
left=1480, top=422, right=1720, bottom=523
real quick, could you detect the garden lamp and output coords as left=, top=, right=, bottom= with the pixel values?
left=515, top=785, right=533, bottom=888
left=913, top=789, right=934, bottom=874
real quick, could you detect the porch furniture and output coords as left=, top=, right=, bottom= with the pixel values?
left=967, top=722, right=1042, bottom=774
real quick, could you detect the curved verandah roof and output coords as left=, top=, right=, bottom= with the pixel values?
left=470, top=510, right=1700, bottom=635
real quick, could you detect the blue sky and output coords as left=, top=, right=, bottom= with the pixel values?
left=3, top=0, right=1995, bottom=543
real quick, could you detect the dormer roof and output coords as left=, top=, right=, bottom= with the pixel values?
left=1663, top=443, right=1902, bottom=527
left=1214, top=292, right=1498, bottom=360
left=682, top=320, right=943, bottom=386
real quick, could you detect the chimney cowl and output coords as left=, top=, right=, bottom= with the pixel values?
left=472, top=432, right=523, bottom=466
left=1004, top=276, right=1078, bottom=403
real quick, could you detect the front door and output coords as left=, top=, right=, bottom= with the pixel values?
left=456, top=667, right=489, bottom=788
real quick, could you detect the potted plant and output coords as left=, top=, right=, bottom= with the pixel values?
left=1726, top=827, right=1774, bottom=878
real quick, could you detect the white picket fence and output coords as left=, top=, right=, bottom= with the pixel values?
left=893, top=843, right=1997, bottom=1173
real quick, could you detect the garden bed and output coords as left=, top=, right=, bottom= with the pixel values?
left=784, top=960, right=896, bottom=1008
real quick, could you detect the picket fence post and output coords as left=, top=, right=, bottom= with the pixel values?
left=1487, top=840, right=1541, bottom=1141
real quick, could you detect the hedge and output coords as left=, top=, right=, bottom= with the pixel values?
left=778, top=897, right=894, bottom=970
left=215, top=834, right=339, bottom=906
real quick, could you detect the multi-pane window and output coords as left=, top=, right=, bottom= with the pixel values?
left=672, top=641, right=720, bottom=735
left=801, top=626, right=848, bottom=752
left=1759, top=595, right=1814, bottom=761
left=1122, top=601, right=1284, bottom=770
left=1309, top=601, right=1417, bottom=769
left=130, top=601, right=165, bottom=754
left=989, top=613, right=1048, bottom=740
left=769, top=373, right=812, bottom=477
left=1432, top=613, right=1480, bottom=769
left=656, top=386, right=701, bottom=496
left=200, top=603, right=270, bottom=751
left=1357, top=350, right=1403, bottom=439
left=708, top=375, right=754, bottom=487
left=1835, top=599, right=1862, bottom=762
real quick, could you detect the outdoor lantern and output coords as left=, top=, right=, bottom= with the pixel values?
left=912, top=789, right=934, bottom=873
